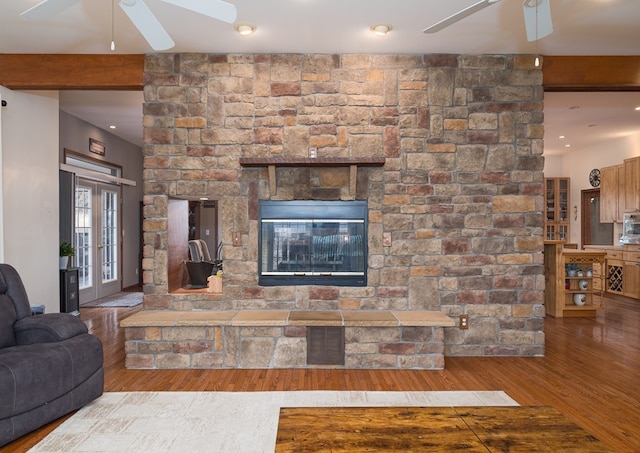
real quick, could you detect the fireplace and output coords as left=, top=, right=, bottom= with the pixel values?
left=258, top=200, right=367, bottom=286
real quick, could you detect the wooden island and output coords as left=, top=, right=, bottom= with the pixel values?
left=544, top=241, right=606, bottom=317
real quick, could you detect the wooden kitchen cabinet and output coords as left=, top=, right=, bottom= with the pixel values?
left=605, top=249, right=624, bottom=296
left=600, top=164, right=625, bottom=223
left=623, top=245, right=640, bottom=299
left=624, top=157, right=640, bottom=213
left=544, top=178, right=570, bottom=241
left=544, top=242, right=605, bottom=317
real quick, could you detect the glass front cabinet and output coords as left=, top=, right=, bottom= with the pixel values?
left=545, top=177, right=570, bottom=241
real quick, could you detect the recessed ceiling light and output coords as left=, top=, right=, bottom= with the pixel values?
left=370, top=24, right=392, bottom=36
left=234, top=23, right=256, bottom=36
left=558, top=135, right=565, bottom=139
left=565, top=144, right=571, bottom=148
left=635, top=106, right=640, bottom=111
left=109, top=125, right=116, bottom=129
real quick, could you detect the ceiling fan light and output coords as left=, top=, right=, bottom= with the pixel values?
left=234, top=23, right=256, bottom=36
left=370, top=24, right=391, bottom=36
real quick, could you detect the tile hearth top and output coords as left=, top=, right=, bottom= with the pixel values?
left=121, top=310, right=455, bottom=328
left=288, top=310, right=343, bottom=326
left=231, top=310, right=290, bottom=326
left=342, top=310, right=398, bottom=326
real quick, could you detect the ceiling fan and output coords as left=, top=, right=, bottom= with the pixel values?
left=423, top=0, right=552, bottom=42
left=20, top=0, right=237, bottom=51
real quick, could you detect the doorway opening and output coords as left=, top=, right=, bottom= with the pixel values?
left=581, top=188, right=613, bottom=247
left=167, top=197, right=222, bottom=292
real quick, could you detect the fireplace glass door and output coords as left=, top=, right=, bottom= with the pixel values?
left=259, top=201, right=367, bottom=286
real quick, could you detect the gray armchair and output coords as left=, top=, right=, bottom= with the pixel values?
left=0, top=264, right=104, bottom=447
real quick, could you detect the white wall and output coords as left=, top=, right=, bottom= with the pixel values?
left=0, top=87, right=60, bottom=312
left=544, top=131, right=640, bottom=245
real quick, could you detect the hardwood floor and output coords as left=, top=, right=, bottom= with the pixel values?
left=4, top=296, right=639, bottom=452
left=275, top=406, right=612, bottom=452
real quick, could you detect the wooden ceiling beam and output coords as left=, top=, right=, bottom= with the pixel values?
left=543, top=55, right=640, bottom=91
left=0, top=54, right=144, bottom=90
left=1, top=54, right=639, bottom=91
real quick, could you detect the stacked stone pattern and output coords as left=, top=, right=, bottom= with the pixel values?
left=140, top=53, right=545, bottom=368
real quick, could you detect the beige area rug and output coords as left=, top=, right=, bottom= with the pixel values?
left=81, top=292, right=142, bottom=308
left=29, top=391, right=517, bottom=453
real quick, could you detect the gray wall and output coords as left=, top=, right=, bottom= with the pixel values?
left=59, top=110, right=143, bottom=289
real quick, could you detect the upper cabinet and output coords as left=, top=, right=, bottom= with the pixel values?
left=545, top=177, right=570, bottom=241
left=624, top=157, right=640, bottom=213
left=601, top=164, right=625, bottom=223
left=601, top=156, right=640, bottom=224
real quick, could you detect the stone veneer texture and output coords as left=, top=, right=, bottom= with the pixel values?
left=141, top=53, right=545, bottom=357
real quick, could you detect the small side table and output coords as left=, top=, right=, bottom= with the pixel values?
left=60, top=268, right=80, bottom=316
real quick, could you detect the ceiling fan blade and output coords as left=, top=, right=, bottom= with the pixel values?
left=159, top=0, right=237, bottom=24
left=20, top=0, right=80, bottom=20
left=119, top=0, right=175, bottom=51
left=523, top=0, right=553, bottom=41
left=423, top=0, right=502, bottom=34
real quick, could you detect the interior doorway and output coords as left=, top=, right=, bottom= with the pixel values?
left=75, top=178, right=122, bottom=303
left=581, top=188, right=613, bottom=247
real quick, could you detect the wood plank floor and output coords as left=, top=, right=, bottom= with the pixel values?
left=4, top=296, right=639, bottom=452
left=275, top=406, right=612, bottom=452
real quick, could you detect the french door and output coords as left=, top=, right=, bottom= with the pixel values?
left=75, top=179, right=121, bottom=303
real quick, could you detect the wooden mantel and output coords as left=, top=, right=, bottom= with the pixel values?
left=239, top=157, right=386, bottom=197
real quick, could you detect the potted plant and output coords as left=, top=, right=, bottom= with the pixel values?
left=59, top=242, right=75, bottom=269
left=566, top=263, right=579, bottom=277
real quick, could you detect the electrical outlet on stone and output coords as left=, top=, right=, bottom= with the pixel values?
left=459, top=314, right=469, bottom=330
left=232, top=232, right=241, bottom=247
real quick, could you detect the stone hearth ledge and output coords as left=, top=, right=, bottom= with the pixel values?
left=120, top=310, right=456, bottom=328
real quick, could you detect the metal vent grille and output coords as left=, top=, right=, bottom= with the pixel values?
left=307, top=327, right=345, bottom=365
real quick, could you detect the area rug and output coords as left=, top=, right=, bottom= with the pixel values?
left=29, top=391, right=517, bottom=453
left=81, top=292, right=142, bottom=308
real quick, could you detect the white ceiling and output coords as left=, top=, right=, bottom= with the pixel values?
left=3, top=0, right=640, bottom=152
left=544, top=92, right=640, bottom=156
left=59, top=91, right=145, bottom=146
left=3, top=0, right=640, bottom=55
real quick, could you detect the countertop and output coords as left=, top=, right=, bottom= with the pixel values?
left=583, top=244, right=624, bottom=250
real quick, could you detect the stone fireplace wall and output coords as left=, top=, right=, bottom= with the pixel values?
left=142, top=53, right=545, bottom=357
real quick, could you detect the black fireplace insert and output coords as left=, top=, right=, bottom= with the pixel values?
left=258, top=200, right=367, bottom=286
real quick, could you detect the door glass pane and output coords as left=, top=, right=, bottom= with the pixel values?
left=558, top=179, right=569, bottom=222
left=546, top=179, right=555, bottom=222
left=75, top=186, right=92, bottom=289
left=590, top=194, right=613, bottom=245
left=102, top=190, right=118, bottom=283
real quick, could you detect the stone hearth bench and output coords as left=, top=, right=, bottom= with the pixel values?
left=121, top=310, right=456, bottom=370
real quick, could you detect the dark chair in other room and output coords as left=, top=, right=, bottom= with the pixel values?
left=0, top=264, right=104, bottom=447
left=185, top=239, right=221, bottom=288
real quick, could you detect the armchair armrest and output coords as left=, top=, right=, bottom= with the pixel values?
left=14, top=313, right=89, bottom=345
